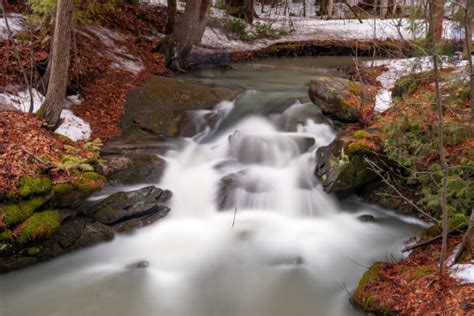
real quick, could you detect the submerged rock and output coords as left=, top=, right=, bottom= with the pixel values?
left=308, top=76, right=368, bottom=123
left=86, top=186, right=172, bottom=225
left=103, top=154, right=166, bottom=186
left=357, top=214, right=376, bottom=222
left=127, top=260, right=149, bottom=269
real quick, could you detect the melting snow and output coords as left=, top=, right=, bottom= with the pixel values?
left=450, top=264, right=474, bottom=284
left=0, top=14, right=25, bottom=40
left=0, top=89, right=91, bottom=141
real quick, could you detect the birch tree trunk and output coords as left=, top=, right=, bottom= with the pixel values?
left=38, top=0, right=73, bottom=129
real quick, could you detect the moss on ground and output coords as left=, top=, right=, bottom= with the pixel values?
left=17, top=176, right=52, bottom=198
left=0, top=197, right=47, bottom=227
left=14, top=210, right=60, bottom=245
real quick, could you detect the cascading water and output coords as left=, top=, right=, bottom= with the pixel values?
left=0, top=57, right=426, bottom=316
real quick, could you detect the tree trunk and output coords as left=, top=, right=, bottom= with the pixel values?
left=380, top=0, right=388, bottom=17
left=428, top=0, right=444, bottom=41
left=38, top=0, right=73, bottom=129
left=327, top=0, right=334, bottom=19
left=165, top=0, right=177, bottom=35
left=158, top=0, right=211, bottom=70
left=429, top=0, right=449, bottom=276
left=464, top=0, right=473, bottom=118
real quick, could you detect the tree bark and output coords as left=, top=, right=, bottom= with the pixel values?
left=158, top=0, right=211, bottom=70
left=380, top=0, right=388, bottom=18
left=429, top=0, right=449, bottom=276
left=464, top=0, right=473, bottom=118
left=38, top=0, right=73, bottom=129
left=428, top=0, right=444, bottom=41
left=165, top=0, right=177, bottom=35
left=327, top=0, right=334, bottom=19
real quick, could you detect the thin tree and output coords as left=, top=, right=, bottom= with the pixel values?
left=463, top=0, right=473, bottom=118
left=429, top=0, right=444, bottom=41
left=38, top=0, right=73, bottom=129
left=165, top=0, right=177, bottom=35
left=429, top=0, right=449, bottom=276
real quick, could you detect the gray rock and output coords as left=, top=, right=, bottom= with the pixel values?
left=308, top=76, right=366, bottom=122
left=357, top=214, right=376, bottom=222
left=86, top=186, right=172, bottom=225
left=104, top=154, right=166, bottom=186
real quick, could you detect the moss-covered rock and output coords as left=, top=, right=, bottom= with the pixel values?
left=14, top=210, right=60, bottom=245
left=308, top=76, right=364, bottom=122
left=17, top=176, right=52, bottom=198
left=392, top=70, right=434, bottom=100
left=0, top=197, right=47, bottom=227
left=120, top=76, right=237, bottom=137
left=351, top=262, right=396, bottom=315
left=315, top=138, right=378, bottom=195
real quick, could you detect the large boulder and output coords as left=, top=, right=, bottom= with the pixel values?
left=315, top=133, right=381, bottom=196
left=120, top=76, right=237, bottom=137
left=85, top=186, right=171, bottom=225
left=103, top=154, right=166, bottom=186
left=308, top=76, right=367, bottom=123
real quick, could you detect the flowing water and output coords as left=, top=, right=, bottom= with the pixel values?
left=0, top=57, right=426, bottom=316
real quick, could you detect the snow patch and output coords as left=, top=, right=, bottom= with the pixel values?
left=0, top=89, right=91, bottom=142
left=55, top=109, right=92, bottom=142
left=83, top=25, right=145, bottom=75
left=364, top=56, right=469, bottom=112
left=0, top=14, right=25, bottom=40
left=0, top=88, right=44, bottom=112
left=450, top=264, right=474, bottom=284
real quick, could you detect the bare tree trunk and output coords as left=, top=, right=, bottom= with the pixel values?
left=380, top=0, right=388, bottom=17
left=165, top=0, right=177, bottom=35
left=158, top=0, right=211, bottom=70
left=428, top=0, right=444, bottom=41
left=327, top=0, right=334, bottom=19
left=38, top=0, right=73, bottom=129
left=429, top=0, right=449, bottom=276
left=0, top=0, right=34, bottom=112
left=244, top=0, right=254, bottom=24
left=464, top=0, right=473, bottom=118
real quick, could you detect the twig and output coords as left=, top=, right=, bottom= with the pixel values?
left=402, top=228, right=459, bottom=252
left=364, top=157, right=438, bottom=223
left=449, top=211, right=473, bottom=266
left=232, top=207, right=237, bottom=228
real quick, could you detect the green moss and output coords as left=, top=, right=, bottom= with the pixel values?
left=346, top=141, right=375, bottom=156
left=18, top=176, right=52, bottom=198
left=352, top=262, right=394, bottom=315
left=0, top=229, right=13, bottom=241
left=27, top=247, right=40, bottom=256
left=0, top=197, right=47, bottom=227
left=15, top=32, right=32, bottom=41
left=413, top=266, right=436, bottom=279
left=392, top=71, right=434, bottom=100
left=83, top=172, right=103, bottom=181
left=14, top=210, right=60, bottom=245
left=53, top=183, right=74, bottom=195
left=353, top=130, right=370, bottom=139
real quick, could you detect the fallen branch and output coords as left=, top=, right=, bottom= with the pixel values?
left=364, top=158, right=438, bottom=223
left=402, top=228, right=459, bottom=253
left=449, top=211, right=473, bottom=266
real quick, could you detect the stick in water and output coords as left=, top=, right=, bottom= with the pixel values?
left=232, top=207, right=237, bottom=228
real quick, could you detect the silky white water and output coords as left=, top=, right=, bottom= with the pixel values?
left=0, top=57, right=425, bottom=316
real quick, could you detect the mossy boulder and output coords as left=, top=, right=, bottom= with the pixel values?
left=315, top=137, right=379, bottom=195
left=0, top=197, right=47, bottom=227
left=17, top=176, right=52, bottom=198
left=13, top=210, right=60, bottom=245
left=120, top=76, right=237, bottom=137
left=392, top=71, right=434, bottom=100
left=351, top=262, right=396, bottom=315
left=50, top=173, right=105, bottom=209
left=308, top=76, right=364, bottom=123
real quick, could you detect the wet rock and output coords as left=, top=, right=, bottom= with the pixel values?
left=74, top=222, right=115, bottom=248
left=104, top=154, right=166, bottom=186
left=358, top=181, right=415, bottom=216
left=269, top=255, right=305, bottom=266
left=120, top=76, right=237, bottom=137
left=309, top=76, right=367, bottom=122
left=357, top=214, right=376, bottom=222
left=315, top=137, right=378, bottom=196
left=127, top=260, right=149, bottom=269
left=86, top=186, right=172, bottom=225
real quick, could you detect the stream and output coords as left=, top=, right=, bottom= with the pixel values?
left=0, top=57, right=426, bottom=316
